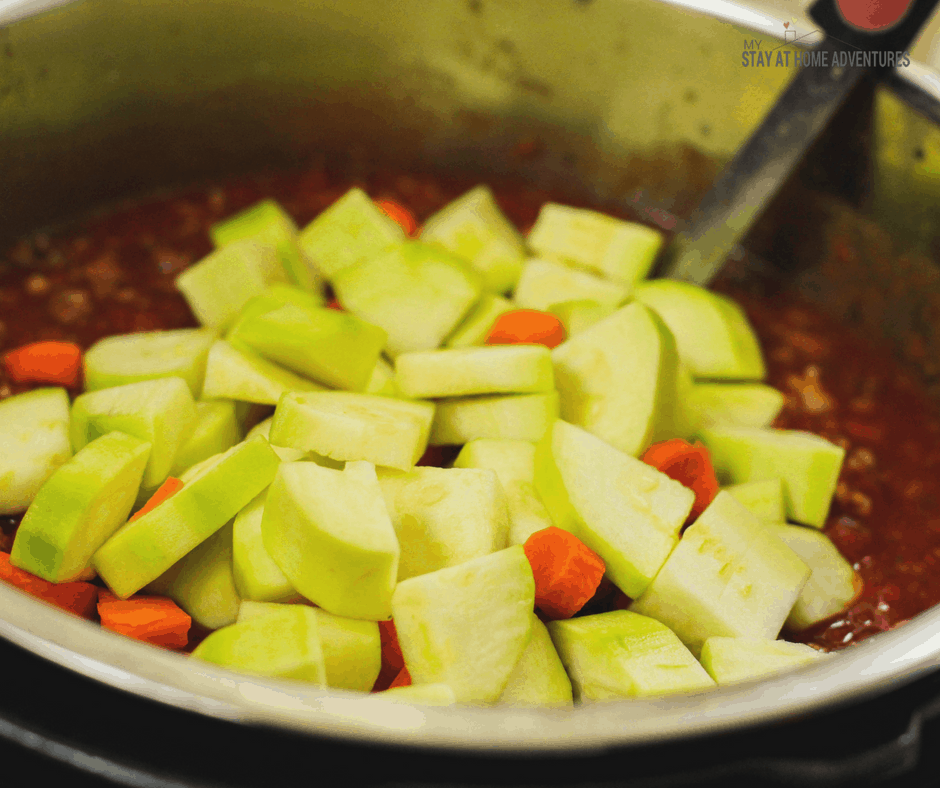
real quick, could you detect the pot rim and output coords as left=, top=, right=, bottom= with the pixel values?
left=3, top=578, right=940, bottom=752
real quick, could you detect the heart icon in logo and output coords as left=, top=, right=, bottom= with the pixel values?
left=784, top=21, right=790, bottom=28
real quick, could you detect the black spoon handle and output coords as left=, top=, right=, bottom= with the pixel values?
left=655, top=0, right=940, bottom=286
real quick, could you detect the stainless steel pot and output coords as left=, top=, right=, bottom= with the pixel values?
left=3, top=0, right=940, bottom=753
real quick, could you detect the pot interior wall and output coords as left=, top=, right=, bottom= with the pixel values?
left=0, top=0, right=801, bottom=244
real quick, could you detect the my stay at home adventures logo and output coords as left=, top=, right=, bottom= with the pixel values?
left=741, top=0, right=913, bottom=68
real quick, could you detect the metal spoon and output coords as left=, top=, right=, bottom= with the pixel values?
left=655, top=0, right=940, bottom=286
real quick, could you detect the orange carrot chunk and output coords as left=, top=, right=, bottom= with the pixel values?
left=0, top=552, right=98, bottom=619
left=97, top=589, right=191, bottom=649
left=130, top=477, right=185, bottom=522
left=388, top=665, right=412, bottom=689
left=640, top=438, right=691, bottom=469
left=522, top=526, right=606, bottom=620
left=378, top=619, right=405, bottom=672
left=641, top=439, right=720, bottom=523
left=3, top=341, right=82, bottom=387
left=372, top=662, right=400, bottom=693
left=375, top=199, right=418, bottom=236
left=485, top=310, right=566, bottom=349
left=371, top=619, right=407, bottom=691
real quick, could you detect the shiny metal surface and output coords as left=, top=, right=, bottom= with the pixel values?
left=659, top=35, right=868, bottom=285
left=2, top=0, right=940, bottom=751
left=0, top=0, right=800, bottom=247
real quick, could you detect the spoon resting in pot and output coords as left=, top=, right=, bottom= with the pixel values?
left=654, top=0, right=940, bottom=286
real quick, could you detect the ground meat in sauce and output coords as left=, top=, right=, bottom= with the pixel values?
left=2, top=165, right=940, bottom=654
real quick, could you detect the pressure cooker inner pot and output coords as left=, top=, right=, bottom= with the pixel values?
left=4, top=0, right=940, bottom=750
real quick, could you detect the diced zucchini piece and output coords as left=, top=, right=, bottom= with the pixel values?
left=391, top=546, right=535, bottom=703
left=224, top=284, right=326, bottom=342
left=376, top=466, right=509, bottom=580
left=93, top=435, right=281, bottom=598
left=631, top=491, right=810, bottom=655
left=70, top=377, right=196, bottom=490
left=232, top=490, right=297, bottom=603
left=332, top=241, right=481, bottom=358
left=175, top=239, right=288, bottom=330
left=245, top=416, right=342, bottom=466
left=211, top=199, right=322, bottom=292
left=269, top=391, right=434, bottom=471
left=551, top=302, right=681, bottom=457
left=547, top=610, right=715, bottom=701
left=499, top=615, right=573, bottom=706
left=395, top=345, right=554, bottom=399
left=146, top=522, right=240, bottom=630
left=236, top=599, right=293, bottom=623
left=230, top=303, right=386, bottom=391
left=10, top=432, right=151, bottom=583
left=169, top=400, right=239, bottom=478
left=191, top=605, right=326, bottom=685
left=298, top=187, right=405, bottom=279
left=83, top=328, right=217, bottom=398
left=683, top=382, right=784, bottom=431
left=535, top=420, right=694, bottom=599
left=177, top=451, right=227, bottom=485
left=445, top=293, right=514, bottom=348
left=429, top=391, right=559, bottom=445
left=311, top=608, right=381, bottom=692
left=364, top=356, right=400, bottom=398
left=236, top=602, right=381, bottom=692
left=420, top=185, right=526, bottom=294
left=513, top=258, right=628, bottom=312
left=724, top=479, right=786, bottom=522
left=699, top=426, right=846, bottom=528
left=634, top=280, right=765, bottom=380
left=454, top=439, right=554, bottom=546
left=699, top=637, right=826, bottom=685
left=0, top=388, right=72, bottom=515
left=201, top=340, right=325, bottom=406
left=768, top=523, right=863, bottom=631
left=527, top=203, right=663, bottom=286
left=261, top=461, right=399, bottom=620
left=547, top=299, right=616, bottom=337
left=379, top=683, right=457, bottom=705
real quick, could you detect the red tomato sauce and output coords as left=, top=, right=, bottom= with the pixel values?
left=1, top=165, right=939, bottom=653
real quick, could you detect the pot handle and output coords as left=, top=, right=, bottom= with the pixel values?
left=809, top=0, right=940, bottom=56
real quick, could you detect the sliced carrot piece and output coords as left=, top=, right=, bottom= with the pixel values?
left=522, top=526, right=606, bottom=620
left=641, top=439, right=719, bottom=522
left=485, top=310, right=566, bottom=349
left=375, top=199, right=418, bottom=236
left=3, top=341, right=82, bottom=387
left=0, top=552, right=98, bottom=619
left=97, top=589, right=191, bottom=649
left=640, top=438, right=691, bottom=469
left=388, top=665, right=412, bottom=689
left=378, top=619, right=405, bottom=672
left=371, top=662, right=400, bottom=693
left=371, top=619, right=408, bottom=691
left=130, top=477, right=184, bottom=522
